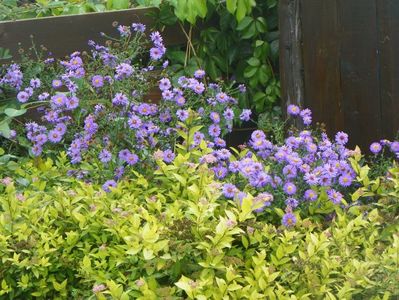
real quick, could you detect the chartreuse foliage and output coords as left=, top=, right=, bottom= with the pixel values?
left=0, top=148, right=398, bottom=299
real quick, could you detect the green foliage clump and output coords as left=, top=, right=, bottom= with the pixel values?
left=0, top=149, right=398, bottom=299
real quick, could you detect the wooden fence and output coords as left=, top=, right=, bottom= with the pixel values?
left=280, top=0, right=399, bottom=150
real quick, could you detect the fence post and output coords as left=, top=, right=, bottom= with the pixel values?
left=279, top=0, right=304, bottom=118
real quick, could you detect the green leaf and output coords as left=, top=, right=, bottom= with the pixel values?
left=0, top=119, right=11, bottom=138
left=4, top=108, right=27, bottom=117
left=236, top=0, right=247, bottom=22
left=226, top=0, right=237, bottom=14
left=236, top=16, right=253, bottom=31
left=247, top=57, right=260, bottom=67
left=111, top=0, right=129, bottom=9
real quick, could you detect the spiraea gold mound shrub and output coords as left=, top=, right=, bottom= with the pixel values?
left=0, top=149, right=398, bottom=299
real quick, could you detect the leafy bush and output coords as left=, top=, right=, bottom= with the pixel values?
left=0, top=0, right=155, bottom=21
left=0, top=145, right=398, bottom=299
left=157, top=0, right=280, bottom=114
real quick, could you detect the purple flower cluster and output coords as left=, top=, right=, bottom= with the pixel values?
left=199, top=109, right=361, bottom=225
left=149, top=31, right=165, bottom=61
left=369, top=140, right=399, bottom=158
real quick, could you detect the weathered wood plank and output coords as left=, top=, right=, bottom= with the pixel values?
left=301, top=0, right=343, bottom=137
left=0, top=7, right=186, bottom=62
left=377, top=0, right=399, bottom=141
left=338, top=0, right=381, bottom=149
left=279, top=0, right=304, bottom=118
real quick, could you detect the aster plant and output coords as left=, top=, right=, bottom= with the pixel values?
left=0, top=23, right=248, bottom=188
left=200, top=104, right=398, bottom=226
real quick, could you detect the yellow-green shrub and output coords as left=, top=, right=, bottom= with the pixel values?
left=0, top=152, right=398, bottom=299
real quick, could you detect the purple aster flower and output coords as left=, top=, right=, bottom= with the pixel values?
left=304, top=172, right=320, bottom=186
left=102, top=180, right=117, bottom=193
left=48, top=130, right=62, bottom=143
left=339, top=173, right=353, bottom=187
left=177, top=76, right=189, bottom=87
left=114, top=166, right=125, bottom=180
left=159, top=78, right=171, bottom=91
left=65, top=96, right=79, bottom=110
left=128, top=115, right=142, bottom=129
left=283, top=182, right=297, bottom=195
left=163, top=149, right=175, bottom=163
left=306, top=143, right=318, bottom=153
left=126, top=153, right=139, bottom=166
left=216, top=92, right=228, bottom=103
left=162, top=60, right=169, bottom=68
left=285, top=197, right=299, bottom=208
left=213, top=166, right=228, bottom=179
left=335, top=131, right=349, bottom=145
left=117, top=25, right=131, bottom=37
left=34, top=133, right=47, bottom=145
left=283, top=165, right=297, bottom=179
left=17, top=91, right=29, bottom=103
left=162, top=90, right=174, bottom=100
left=209, top=124, right=221, bottom=137
left=390, top=141, right=399, bottom=153
left=222, top=183, right=237, bottom=198
left=194, top=69, right=205, bottom=79
left=251, top=130, right=266, bottom=141
left=92, top=75, right=104, bottom=88
left=118, top=149, right=131, bottom=161
left=282, top=212, right=297, bottom=227
left=228, top=161, right=240, bottom=173
left=38, top=92, right=49, bottom=100
left=52, top=79, right=62, bottom=89
left=30, top=78, right=41, bottom=88
left=176, top=109, right=189, bottom=121
left=175, top=95, right=186, bottom=106
left=132, top=22, right=146, bottom=32
left=150, top=47, right=165, bottom=61
left=210, top=112, right=221, bottom=123
left=24, top=87, right=33, bottom=96
left=31, top=144, right=42, bottom=156
left=287, top=104, right=300, bottom=116
left=238, top=84, right=246, bottom=93
left=137, top=103, right=152, bottom=116
left=150, top=31, right=163, bottom=46
left=99, top=149, right=112, bottom=163
left=223, top=108, right=234, bottom=121
left=51, top=93, right=67, bottom=107
left=239, top=109, right=252, bottom=121
left=300, top=108, right=312, bottom=118
left=193, top=132, right=204, bottom=146
left=112, top=92, right=129, bottom=106
left=115, top=63, right=133, bottom=80
left=327, top=189, right=343, bottom=204
left=192, top=82, right=205, bottom=94
left=160, top=111, right=172, bottom=123
left=214, top=138, right=226, bottom=148
left=369, top=142, right=382, bottom=154
left=302, top=116, right=312, bottom=125
left=69, top=56, right=83, bottom=69
left=304, top=189, right=318, bottom=201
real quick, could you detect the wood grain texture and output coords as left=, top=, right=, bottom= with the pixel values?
left=0, top=7, right=186, bottom=62
left=377, top=0, right=399, bottom=140
left=301, top=0, right=343, bottom=137
left=280, top=0, right=399, bottom=150
left=279, top=0, right=304, bottom=116
left=338, top=0, right=381, bottom=148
